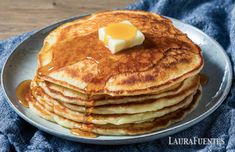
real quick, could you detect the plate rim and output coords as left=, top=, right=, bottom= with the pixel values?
left=1, top=14, right=233, bottom=145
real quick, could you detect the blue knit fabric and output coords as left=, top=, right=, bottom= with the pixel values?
left=0, top=0, right=235, bottom=151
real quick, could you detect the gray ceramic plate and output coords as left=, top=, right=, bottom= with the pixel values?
left=1, top=15, right=233, bottom=145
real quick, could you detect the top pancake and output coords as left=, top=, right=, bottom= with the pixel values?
left=37, top=10, right=203, bottom=96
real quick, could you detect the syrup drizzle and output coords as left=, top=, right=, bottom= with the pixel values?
left=199, top=73, right=208, bottom=86
left=15, top=80, right=31, bottom=108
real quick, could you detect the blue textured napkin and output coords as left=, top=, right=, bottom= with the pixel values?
left=0, top=0, right=235, bottom=151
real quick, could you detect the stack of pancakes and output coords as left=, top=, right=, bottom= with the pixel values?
left=27, top=10, right=204, bottom=136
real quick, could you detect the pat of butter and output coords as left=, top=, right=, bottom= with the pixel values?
left=98, top=20, right=145, bottom=54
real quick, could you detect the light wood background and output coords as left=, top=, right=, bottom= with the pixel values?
left=0, top=0, right=136, bottom=39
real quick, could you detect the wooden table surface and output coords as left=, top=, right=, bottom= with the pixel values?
left=0, top=0, right=136, bottom=40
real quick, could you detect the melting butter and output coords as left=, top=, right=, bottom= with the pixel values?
left=98, top=20, right=145, bottom=54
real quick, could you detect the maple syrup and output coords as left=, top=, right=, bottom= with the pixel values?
left=15, top=80, right=31, bottom=108
left=199, top=74, right=208, bottom=86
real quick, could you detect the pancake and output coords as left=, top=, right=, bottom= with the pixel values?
left=31, top=75, right=199, bottom=114
left=39, top=77, right=182, bottom=105
left=53, top=91, right=196, bottom=125
left=47, top=76, right=199, bottom=114
left=39, top=75, right=198, bottom=106
left=30, top=88, right=201, bottom=135
left=37, top=10, right=203, bottom=96
left=28, top=82, right=199, bottom=125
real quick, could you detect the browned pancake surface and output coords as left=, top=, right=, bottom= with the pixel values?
left=38, top=10, right=203, bottom=95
